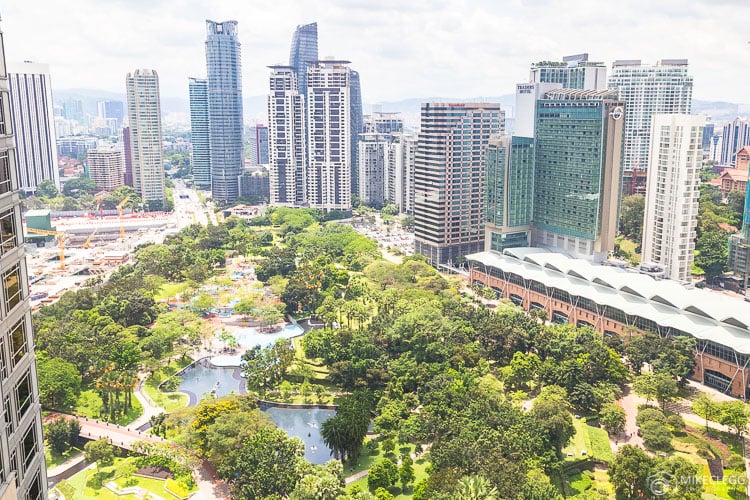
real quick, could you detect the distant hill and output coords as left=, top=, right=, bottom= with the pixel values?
left=52, top=88, right=746, bottom=129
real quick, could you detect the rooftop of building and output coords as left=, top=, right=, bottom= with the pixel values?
left=543, top=88, right=620, bottom=100
left=467, top=247, right=750, bottom=354
left=611, top=59, right=689, bottom=68
left=25, top=209, right=51, bottom=217
left=717, top=167, right=748, bottom=181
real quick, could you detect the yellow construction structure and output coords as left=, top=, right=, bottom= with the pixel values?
left=82, top=229, right=97, bottom=249
left=25, top=227, right=68, bottom=270
left=117, top=196, right=131, bottom=239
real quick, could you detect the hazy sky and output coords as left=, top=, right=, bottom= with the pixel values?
left=2, top=0, right=748, bottom=103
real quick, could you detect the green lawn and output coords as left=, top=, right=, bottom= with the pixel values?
left=144, top=359, right=192, bottom=412
left=563, top=417, right=613, bottom=463
left=44, top=443, right=82, bottom=469
left=53, top=457, right=197, bottom=500
left=75, top=389, right=143, bottom=425
left=346, top=442, right=430, bottom=499
left=155, top=281, right=191, bottom=301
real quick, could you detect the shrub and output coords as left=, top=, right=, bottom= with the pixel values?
left=666, top=414, right=685, bottom=431
left=636, top=407, right=666, bottom=427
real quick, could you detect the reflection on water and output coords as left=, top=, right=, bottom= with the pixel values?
left=263, top=407, right=336, bottom=464
left=177, top=363, right=243, bottom=403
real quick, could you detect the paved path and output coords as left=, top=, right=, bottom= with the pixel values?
left=345, top=469, right=368, bottom=485
left=48, top=415, right=230, bottom=499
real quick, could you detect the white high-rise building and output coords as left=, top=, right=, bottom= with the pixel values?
left=387, top=132, right=416, bottom=215
left=720, top=117, right=750, bottom=167
left=87, top=145, right=124, bottom=191
left=358, top=133, right=388, bottom=207
left=642, top=114, right=705, bottom=283
left=306, top=60, right=352, bottom=210
left=608, top=59, right=693, bottom=171
left=268, top=66, right=306, bottom=206
left=7, top=62, right=58, bottom=194
left=529, top=54, right=607, bottom=90
left=125, top=69, right=165, bottom=208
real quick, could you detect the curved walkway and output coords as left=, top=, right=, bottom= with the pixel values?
left=49, top=415, right=229, bottom=499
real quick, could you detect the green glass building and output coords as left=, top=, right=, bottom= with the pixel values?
left=532, top=89, right=625, bottom=261
left=485, top=136, right=534, bottom=252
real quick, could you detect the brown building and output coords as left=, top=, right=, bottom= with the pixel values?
left=711, top=167, right=748, bottom=196
left=468, top=248, right=750, bottom=399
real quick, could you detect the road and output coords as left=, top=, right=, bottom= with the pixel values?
left=172, top=180, right=215, bottom=228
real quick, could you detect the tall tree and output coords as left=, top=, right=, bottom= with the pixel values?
left=217, top=427, right=305, bottom=499
left=619, top=194, right=646, bottom=246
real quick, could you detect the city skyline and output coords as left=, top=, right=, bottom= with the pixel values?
left=2, top=0, right=749, bottom=105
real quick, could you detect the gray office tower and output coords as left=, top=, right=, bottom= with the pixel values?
left=289, top=22, right=318, bottom=96
left=188, top=78, right=210, bottom=189
left=350, top=70, right=363, bottom=195
left=205, top=20, right=244, bottom=204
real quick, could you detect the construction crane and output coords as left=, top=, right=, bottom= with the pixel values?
left=82, top=229, right=97, bottom=249
left=117, top=195, right=131, bottom=240
left=25, top=227, right=68, bottom=270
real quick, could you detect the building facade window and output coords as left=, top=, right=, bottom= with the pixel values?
left=9, top=319, right=26, bottom=367
left=0, top=152, right=11, bottom=195
left=0, top=209, right=17, bottom=254
left=3, top=264, right=22, bottom=313
left=21, top=423, right=37, bottom=474
left=15, top=372, right=32, bottom=423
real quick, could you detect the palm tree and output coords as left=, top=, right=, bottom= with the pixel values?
left=455, top=475, right=499, bottom=500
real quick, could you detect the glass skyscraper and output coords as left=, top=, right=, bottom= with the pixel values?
left=188, top=77, right=210, bottom=189
left=205, top=20, right=243, bottom=204
left=484, top=136, right=534, bottom=253
left=349, top=70, right=363, bottom=195
left=532, top=89, right=625, bottom=261
left=289, top=22, right=318, bottom=96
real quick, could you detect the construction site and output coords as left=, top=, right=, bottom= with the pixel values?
left=23, top=205, right=178, bottom=310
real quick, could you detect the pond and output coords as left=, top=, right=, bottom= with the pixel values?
left=263, top=407, right=336, bottom=465
left=176, top=361, right=245, bottom=406
left=211, top=323, right=304, bottom=367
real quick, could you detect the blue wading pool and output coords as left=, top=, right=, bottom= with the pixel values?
left=211, top=323, right=304, bottom=367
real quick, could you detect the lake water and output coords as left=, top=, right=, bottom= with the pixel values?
left=211, top=323, right=305, bottom=367
left=263, top=407, right=336, bottom=465
left=176, top=362, right=245, bottom=406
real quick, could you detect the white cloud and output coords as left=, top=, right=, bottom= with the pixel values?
left=1, top=0, right=747, bottom=104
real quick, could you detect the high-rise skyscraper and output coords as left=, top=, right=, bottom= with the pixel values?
left=249, top=125, right=269, bottom=165
left=306, top=60, right=354, bottom=210
left=359, top=113, right=404, bottom=208
left=205, top=20, right=244, bottom=204
left=97, top=100, right=124, bottom=128
left=125, top=69, right=165, bottom=208
left=358, top=132, right=388, bottom=208
left=414, top=103, right=505, bottom=265
left=87, top=145, right=125, bottom=191
left=529, top=53, right=607, bottom=90
left=484, top=135, right=535, bottom=252
left=388, top=132, right=417, bottom=215
left=608, top=59, right=693, bottom=172
left=121, top=126, right=134, bottom=187
left=642, top=114, right=704, bottom=282
left=349, top=70, right=363, bottom=194
left=268, top=66, right=306, bottom=206
left=7, top=62, right=59, bottom=194
left=289, top=22, right=318, bottom=96
left=720, top=117, right=750, bottom=167
left=532, top=89, right=625, bottom=261
left=188, top=77, right=210, bottom=189
left=0, top=22, right=48, bottom=500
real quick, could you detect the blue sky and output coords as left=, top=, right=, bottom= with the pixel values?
left=2, top=0, right=748, bottom=103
